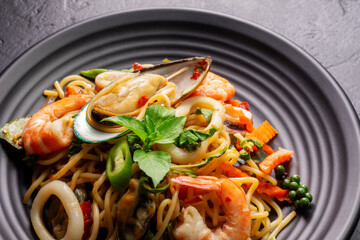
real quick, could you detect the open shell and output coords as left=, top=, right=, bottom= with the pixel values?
left=74, top=56, right=212, bottom=143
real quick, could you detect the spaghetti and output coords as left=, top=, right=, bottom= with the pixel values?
left=8, top=58, right=310, bottom=240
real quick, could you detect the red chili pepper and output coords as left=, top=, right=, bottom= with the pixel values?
left=190, top=68, right=201, bottom=80
left=137, top=95, right=149, bottom=107
left=239, top=102, right=250, bottom=111
left=236, top=139, right=242, bottom=151
left=200, top=59, right=207, bottom=66
left=225, top=100, right=250, bottom=111
left=133, top=62, right=144, bottom=71
left=252, top=145, right=258, bottom=151
left=80, top=200, right=92, bottom=238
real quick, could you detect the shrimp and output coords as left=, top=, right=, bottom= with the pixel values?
left=190, top=72, right=235, bottom=102
left=170, top=176, right=251, bottom=240
left=22, top=94, right=92, bottom=155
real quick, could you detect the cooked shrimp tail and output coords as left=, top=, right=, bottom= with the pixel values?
left=22, top=94, right=92, bottom=155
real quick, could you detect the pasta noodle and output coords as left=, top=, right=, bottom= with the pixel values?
left=14, top=59, right=307, bottom=240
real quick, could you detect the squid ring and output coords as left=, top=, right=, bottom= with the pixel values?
left=30, top=180, right=84, bottom=240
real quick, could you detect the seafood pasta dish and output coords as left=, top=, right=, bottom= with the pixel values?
left=0, top=57, right=312, bottom=240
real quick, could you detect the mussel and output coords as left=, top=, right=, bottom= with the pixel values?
left=74, top=56, right=212, bottom=143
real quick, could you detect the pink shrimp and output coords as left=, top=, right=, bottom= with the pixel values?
left=22, top=94, right=92, bottom=155
left=190, top=72, right=235, bottom=102
left=170, top=176, right=251, bottom=240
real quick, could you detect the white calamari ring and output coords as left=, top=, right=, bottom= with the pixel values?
left=30, top=180, right=84, bottom=240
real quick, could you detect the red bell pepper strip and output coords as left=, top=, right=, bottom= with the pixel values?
left=133, top=62, right=144, bottom=71
left=80, top=200, right=92, bottom=239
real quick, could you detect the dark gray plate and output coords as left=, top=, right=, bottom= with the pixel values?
left=0, top=8, right=359, bottom=240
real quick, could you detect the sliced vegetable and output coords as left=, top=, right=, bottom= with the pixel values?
left=170, top=148, right=227, bottom=170
left=106, top=140, right=133, bottom=191
left=195, top=107, right=214, bottom=124
left=256, top=182, right=289, bottom=201
left=80, top=68, right=132, bottom=79
left=245, top=120, right=278, bottom=143
left=139, top=176, right=170, bottom=194
left=174, top=129, right=211, bottom=152
left=259, top=148, right=293, bottom=174
left=80, top=200, right=92, bottom=239
left=133, top=62, right=144, bottom=71
left=67, top=138, right=83, bottom=157
left=0, top=116, right=31, bottom=149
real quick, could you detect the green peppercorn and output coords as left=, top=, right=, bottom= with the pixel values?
left=299, top=183, right=308, bottom=192
left=288, top=190, right=297, bottom=201
left=289, top=182, right=299, bottom=190
left=282, top=179, right=291, bottom=189
left=294, top=199, right=300, bottom=209
left=290, top=174, right=300, bottom=183
left=299, top=197, right=310, bottom=208
left=296, top=188, right=306, bottom=198
left=275, top=165, right=285, bottom=176
left=305, top=193, right=313, bottom=203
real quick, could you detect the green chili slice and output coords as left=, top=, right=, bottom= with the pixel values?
left=106, top=140, right=133, bottom=191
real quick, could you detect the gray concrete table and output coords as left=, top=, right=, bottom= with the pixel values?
left=1, top=0, right=359, bottom=239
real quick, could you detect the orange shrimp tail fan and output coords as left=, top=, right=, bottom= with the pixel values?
left=259, top=148, right=294, bottom=174
left=245, top=120, right=277, bottom=143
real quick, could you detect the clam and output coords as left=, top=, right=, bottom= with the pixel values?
left=74, top=56, right=212, bottom=143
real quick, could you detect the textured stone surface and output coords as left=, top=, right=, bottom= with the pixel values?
left=0, top=0, right=359, bottom=238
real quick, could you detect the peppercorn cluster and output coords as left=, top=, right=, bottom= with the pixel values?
left=275, top=165, right=312, bottom=209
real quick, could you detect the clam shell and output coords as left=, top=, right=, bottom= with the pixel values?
left=74, top=56, right=212, bottom=143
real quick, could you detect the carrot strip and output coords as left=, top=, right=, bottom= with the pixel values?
left=256, top=182, right=289, bottom=201
left=262, top=143, right=274, bottom=155
left=259, top=148, right=293, bottom=175
left=245, top=120, right=277, bottom=143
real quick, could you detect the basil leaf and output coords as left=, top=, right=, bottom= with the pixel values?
left=144, top=115, right=156, bottom=134
left=133, top=150, right=171, bottom=187
left=68, top=138, right=83, bottom=157
left=174, top=129, right=209, bottom=152
left=154, top=117, right=186, bottom=144
left=195, top=108, right=214, bottom=124
left=127, top=134, right=143, bottom=153
left=102, top=115, right=147, bottom=143
left=208, top=127, right=218, bottom=137
left=145, top=105, right=176, bottom=129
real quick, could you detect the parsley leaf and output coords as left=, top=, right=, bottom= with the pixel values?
left=134, top=150, right=171, bottom=187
